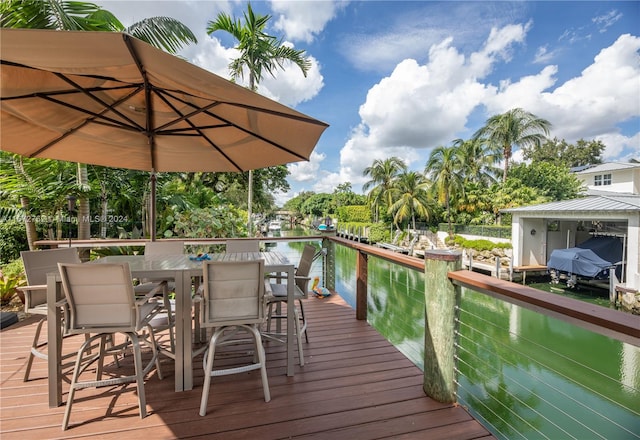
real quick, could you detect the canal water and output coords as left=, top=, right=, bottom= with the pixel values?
left=273, top=231, right=640, bottom=439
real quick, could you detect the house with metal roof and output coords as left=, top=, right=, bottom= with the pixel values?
left=574, top=162, right=640, bottom=195
left=503, top=165, right=640, bottom=293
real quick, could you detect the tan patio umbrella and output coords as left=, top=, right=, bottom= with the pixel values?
left=0, top=28, right=328, bottom=238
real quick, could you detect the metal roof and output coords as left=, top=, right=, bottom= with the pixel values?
left=503, top=195, right=640, bottom=213
left=574, top=162, right=640, bottom=174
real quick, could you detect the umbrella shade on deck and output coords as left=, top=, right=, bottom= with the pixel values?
left=0, top=28, right=328, bottom=173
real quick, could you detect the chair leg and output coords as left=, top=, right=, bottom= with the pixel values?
left=62, top=334, right=96, bottom=431
left=293, top=308, right=305, bottom=367
left=298, top=299, right=309, bottom=343
left=23, top=317, right=45, bottom=382
left=199, top=329, right=221, bottom=416
left=128, top=333, right=148, bottom=419
left=250, top=325, right=270, bottom=403
left=145, top=324, right=163, bottom=381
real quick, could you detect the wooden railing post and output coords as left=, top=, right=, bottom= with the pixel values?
left=423, top=249, right=462, bottom=403
left=356, top=250, right=368, bottom=320
left=322, top=237, right=335, bottom=291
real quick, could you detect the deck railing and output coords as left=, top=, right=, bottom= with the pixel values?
left=325, top=236, right=639, bottom=440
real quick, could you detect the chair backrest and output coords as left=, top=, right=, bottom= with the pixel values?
left=20, top=248, right=81, bottom=307
left=295, top=245, right=316, bottom=291
left=58, top=262, right=138, bottom=332
left=225, top=239, right=260, bottom=253
left=202, top=260, right=265, bottom=327
left=21, top=248, right=81, bottom=286
left=144, top=241, right=184, bottom=256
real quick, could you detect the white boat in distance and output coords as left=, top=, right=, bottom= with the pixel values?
left=268, top=220, right=282, bottom=231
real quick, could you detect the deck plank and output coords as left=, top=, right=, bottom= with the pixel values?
left=0, top=294, right=495, bottom=440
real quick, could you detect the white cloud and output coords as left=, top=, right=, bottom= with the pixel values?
left=341, top=2, right=529, bottom=73
left=533, top=45, right=559, bottom=64
left=487, top=34, right=640, bottom=149
left=270, top=0, right=347, bottom=43
left=288, top=151, right=326, bottom=183
left=596, top=132, right=640, bottom=162
left=337, top=23, right=530, bottom=187
left=258, top=55, right=324, bottom=106
left=593, top=9, right=623, bottom=33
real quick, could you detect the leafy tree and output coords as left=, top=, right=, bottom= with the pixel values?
left=485, top=178, right=549, bottom=224
left=0, top=153, right=87, bottom=248
left=362, top=157, right=407, bottom=223
left=508, top=162, right=584, bottom=201
left=521, top=138, right=605, bottom=168
left=207, top=2, right=311, bottom=234
left=473, top=108, right=551, bottom=182
left=425, top=145, right=463, bottom=235
left=389, top=171, right=432, bottom=230
left=454, top=182, right=495, bottom=225
left=300, top=193, right=334, bottom=217
left=333, top=182, right=366, bottom=207
left=282, top=191, right=315, bottom=215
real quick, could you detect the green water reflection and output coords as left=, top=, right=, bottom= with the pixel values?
left=323, top=243, right=640, bottom=439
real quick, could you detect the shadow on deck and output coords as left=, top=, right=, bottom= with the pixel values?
left=0, top=294, right=494, bottom=439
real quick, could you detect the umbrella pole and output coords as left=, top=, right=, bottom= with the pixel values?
left=247, top=170, right=253, bottom=236
left=150, top=172, right=156, bottom=241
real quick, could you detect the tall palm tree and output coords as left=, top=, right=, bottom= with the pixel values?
left=473, top=108, right=551, bottom=183
left=207, top=3, right=311, bottom=235
left=362, top=157, right=407, bottom=224
left=389, top=171, right=432, bottom=230
left=425, top=146, right=464, bottom=236
left=1, top=0, right=197, bottom=243
left=452, top=138, right=499, bottom=186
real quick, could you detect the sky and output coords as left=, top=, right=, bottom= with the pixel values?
left=95, top=0, right=640, bottom=205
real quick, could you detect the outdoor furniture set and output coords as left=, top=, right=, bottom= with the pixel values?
left=19, top=241, right=313, bottom=430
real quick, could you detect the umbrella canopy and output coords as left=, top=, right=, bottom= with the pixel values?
left=0, top=28, right=328, bottom=172
left=1, top=28, right=328, bottom=238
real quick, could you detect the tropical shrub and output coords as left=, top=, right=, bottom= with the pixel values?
left=447, top=235, right=511, bottom=251
left=0, top=220, right=28, bottom=265
left=336, top=205, right=371, bottom=223
left=367, top=223, right=390, bottom=244
left=0, top=259, right=26, bottom=305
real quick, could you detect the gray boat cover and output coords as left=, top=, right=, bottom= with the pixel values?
left=547, top=236, right=622, bottom=278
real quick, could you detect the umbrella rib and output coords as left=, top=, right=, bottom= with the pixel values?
left=52, top=72, right=146, bottom=131
left=158, top=88, right=310, bottom=162
left=152, top=88, right=244, bottom=171
left=26, top=88, right=148, bottom=158
left=37, top=92, right=143, bottom=132
left=123, top=34, right=157, bottom=171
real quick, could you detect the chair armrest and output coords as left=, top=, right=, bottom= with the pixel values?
left=18, top=284, right=47, bottom=310
left=135, top=280, right=168, bottom=306
left=17, top=284, right=46, bottom=292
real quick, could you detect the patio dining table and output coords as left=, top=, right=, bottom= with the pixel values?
left=45, top=251, right=295, bottom=408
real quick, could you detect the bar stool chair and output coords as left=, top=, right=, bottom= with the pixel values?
left=58, top=262, right=164, bottom=430
left=19, top=248, right=81, bottom=382
left=197, top=259, right=270, bottom=416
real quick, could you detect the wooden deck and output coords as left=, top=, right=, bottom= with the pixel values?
left=1, top=294, right=495, bottom=440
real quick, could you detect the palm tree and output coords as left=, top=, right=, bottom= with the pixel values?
left=1, top=0, right=197, bottom=243
left=452, top=138, right=499, bottom=186
left=362, top=157, right=407, bottom=224
left=207, top=3, right=311, bottom=235
left=389, top=171, right=432, bottom=230
left=473, top=108, right=551, bottom=182
left=425, top=146, right=464, bottom=236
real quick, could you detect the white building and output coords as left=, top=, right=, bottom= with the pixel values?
left=574, top=162, right=640, bottom=195
left=505, top=162, right=640, bottom=292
